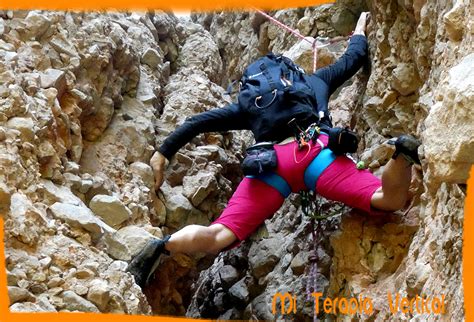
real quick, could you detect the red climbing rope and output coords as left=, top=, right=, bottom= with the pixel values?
left=254, top=9, right=351, bottom=73
left=255, top=9, right=320, bottom=72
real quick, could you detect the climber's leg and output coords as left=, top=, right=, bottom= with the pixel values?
left=316, top=135, right=420, bottom=213
left=127, top=176, right=285, bottom=288
left=370, top=135, right=421, bottom=211
left=315, top=155, right=383, bottom=214
left=369, top=155, right=412, bottom=211
left=164, top=223, right=236, bottom=255
left=164, top=177, right=286, bottom=254
left=206, top=177, right=286, bottom=250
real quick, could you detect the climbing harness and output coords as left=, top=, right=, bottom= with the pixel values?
left=247, top=121, right=337, bottom=198
left=292, top=122, right=319, bottom=163
left=254, top=9, right=351, bottom=73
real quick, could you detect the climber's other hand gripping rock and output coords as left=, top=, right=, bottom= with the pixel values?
left=150, top=151, right=168, bottom=192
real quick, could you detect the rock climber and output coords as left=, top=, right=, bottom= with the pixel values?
left=127, top=12, right=421, bottom=288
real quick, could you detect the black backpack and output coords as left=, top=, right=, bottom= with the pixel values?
left=236, top=53, right=318, bottom=142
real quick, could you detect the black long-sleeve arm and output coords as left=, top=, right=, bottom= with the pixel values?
left=305, top=35, right=368, bottom=124
left=158, top=103, right=249, bottom=160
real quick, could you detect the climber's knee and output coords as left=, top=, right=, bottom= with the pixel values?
left=206, top=224, right=238, bottom=254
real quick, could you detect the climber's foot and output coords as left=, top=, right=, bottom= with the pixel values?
left=387, top=135, right=421, bottom=165
left=126, top=235, right=171, bottom=288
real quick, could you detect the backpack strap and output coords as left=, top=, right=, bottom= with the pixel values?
left=259, top=61, right=280, bottom=92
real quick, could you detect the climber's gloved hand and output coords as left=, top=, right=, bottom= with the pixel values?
left=354, top=12, right=370, bottom=36
left=150, top=151, right=168, bottom=192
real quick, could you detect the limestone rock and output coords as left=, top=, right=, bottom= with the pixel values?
left=243, top=293, right=273, bottom=320
left=105, top=225, right=156, bottom=261
left=0, top=39, right=14, bottom=51
left=36, top=294, right=57, bottom=312
left=297, top=16, right=313, bottom=36
left=423, top=53, right=474, bottom=183
left=391, top=63, right=422, bottom=96
left=330, top=7, right=356, bottom=35
left=283, top=37, right=336, bottom=73
left=89, top=195, right=131, bottom=227
left=229, top=278, right=250, bottom=303
left=162, top=184, right=208, bottom=229
left=61, top=290, right=99, bottom=312
left=218, top=265, right=239, bottom=286
left=0, top=182, right=11, bottom=214
left=129, top=162, right=154, bottom=188
left=6, top=117, right=35, bottom=142
left=8, top=286, right=35, bottom=304
left=443, top=0, right=465, bottom=41
left=182, top=171, right=218, bottom=207
left=290, top=251, right=310, bottom=275
left=141, top=47, right=162, bottom=69
left=248, top=238, right=281, bottom=279
left=24, top=12, right=51, bottom=39
left=218, top=308, right=241, bottom=320
left=10, top=302, right=50, bottom=312
left=40, top=180, right=84, bottom=206
left=40, top=69, right=66, bottom=96
left=177, top=28, right=223, bottom=83
left=49, top=202, right=114, bottom=238
left=86, top=279, right=110, bottom=312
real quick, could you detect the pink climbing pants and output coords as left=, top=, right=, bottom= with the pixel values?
left=211, top=134, right=382, bottom=243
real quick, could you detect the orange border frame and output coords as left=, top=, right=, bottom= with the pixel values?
left=0, top=2, right=471, bottom=321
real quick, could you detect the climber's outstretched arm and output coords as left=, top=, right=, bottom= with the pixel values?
left=304, top=12, right=369, bottom=126
left=158, top=103, right=249, bottom=160
left=313, top=12, right=369, bottom=96
left=151, top=103, right=249, bottom=191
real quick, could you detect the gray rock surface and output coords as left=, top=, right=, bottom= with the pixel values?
left=61, top=290, right=100, bottom=312
left=49, top=202, right=114, bottom=238
left=89, top=194, right=132, bottom=227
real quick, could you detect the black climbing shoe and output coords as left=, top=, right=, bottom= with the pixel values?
left=387, top=135, right=421, bottom=165
left=126, top=235, right=171, bottom=288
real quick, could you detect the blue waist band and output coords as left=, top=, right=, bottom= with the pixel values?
left=246, top=139, right=336, bottom=197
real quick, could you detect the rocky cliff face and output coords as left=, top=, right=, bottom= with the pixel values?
left=1, top=0, right=471, bottom=320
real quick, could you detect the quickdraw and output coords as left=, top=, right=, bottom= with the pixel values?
left=297, top=123, right=320, bottom=150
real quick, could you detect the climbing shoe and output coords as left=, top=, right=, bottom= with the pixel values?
left=387, top=135, right=421, bottom=165
left=126, top=235, right=171, bottom=288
